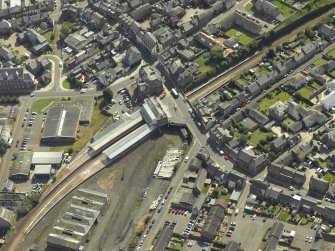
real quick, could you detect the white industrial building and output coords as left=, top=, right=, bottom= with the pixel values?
left=31, top=152, right=63, bottom=168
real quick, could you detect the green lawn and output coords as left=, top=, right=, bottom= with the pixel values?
left=272, top=0, right=295, bottom=18
left=282, top=118, right=294, bottom=128
left=327, top=48, right=335, bottom=59
left=31, top=99, right=54, bottom=112
left=310, top=81, right=323, bottom=90
left=248, top=129, right=273, bottom=147
left=62, top=79, right=78, bottom=90
left=259, top=68, right=269, bottom=75
left=194, top=54, right=213, bottom=75
left=278, top=210, right=290, bottom=221
left=297, top=86, right=314, bottom=99
left=43, top=31, right=55, bottom=43
left=274, top=205, right=281, bottom=216
left=323, top=173, right=335, bottom=183
left=313, top=58, right=328, bottom=66
left=258, top=91, right=292, bottom=113
left=225, top=28, right=254, bottom=45
left=330, top=70, right=335, bottom=78
left=50, top=98, right=109, bottom=156
left=245, top=2, right=253, bottom=13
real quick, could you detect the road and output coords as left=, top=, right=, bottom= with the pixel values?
left=187, top=8, right=335, bottom=103
left=138, top=140, right=202, bottom=251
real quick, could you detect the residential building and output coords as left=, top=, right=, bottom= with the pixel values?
left=267, top=162, right=306, bottom=187
left=309, top=176, right=329, bottom=197
left=271, top=136, right=288, bottom=152
left=0, top=46, right=16, bottom=62
left=136, top=65, right=163, bottom=100
left=323, top=129, right=335, bottom=148
left=209, top=127, right=233, bottom=146
left=201, top=204, right=225, bottom=239
left=263, top=222, right=284, bottom=251
left=268, top=101, right=288, bottom=121
left=254, top=0, right=280, bottom=19
left=247, top=108, right=270, bottom=125
left=319, top=24, right=335, bottom=41
left=235, top=147, right=268, bottom=175
left=320, top=90, right=335, bottom=111
left=0, top=67, right=35, bottom=94
left=123, top=46, right=142, bottom=67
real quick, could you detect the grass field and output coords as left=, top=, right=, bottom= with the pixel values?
left=278, top=210, right=290, bottom=221
left=194, top=54, right=213, bottom=75
left=297, top=86, right=314, bottom=99
left=50, top=98, right=109, bottom=155
left=258, top=91, right=291, bottom=113
left=272, top=0, right=295, bottom=18
left=43, top=31, right=55, bottom=43
left=310, top=81, right=323, bottom=90
left=225, top=28, right=254, bottom=45
left=327, top=48, right=335, bottom=59
left=248, top=129, right=273, bottom=147
left=323, top=173, right=335, bottom=183
left=62, top=79, right=76, bottom=89
left=31, top=99, right=54, bottom=112
left=313, top=58, right=328, bottom=66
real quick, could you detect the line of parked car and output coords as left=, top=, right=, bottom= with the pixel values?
left=20, top=136, right=30, bottom=151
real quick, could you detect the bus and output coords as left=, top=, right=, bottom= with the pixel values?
left=171, top=88, right=179, bottom=98
left=7, top=138, right=13, bottom=147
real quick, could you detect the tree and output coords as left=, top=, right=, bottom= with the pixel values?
left=238, top=134, right=248, bottom=145
left=210, top=46, right=224, bottom=62
left=50, top=32, right=55, bottom=41
left=266, top=48, right=276, bottom=59
left=103, top=88, right=113, bottom=101
left=67, top=73, right=82, bottom=89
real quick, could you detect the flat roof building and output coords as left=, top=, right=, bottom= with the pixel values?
left=41, top=106, right=80, bottom=144
left=33, top=165, right=52, bottom=179
left=31, top=151, right=63, bottom=167
left=11, top=151, right=33, bottom=180
left=47, top=189, right=108, bottom=251
left=0, top=207, right=16, bottom=229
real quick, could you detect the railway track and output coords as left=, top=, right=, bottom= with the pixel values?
left=6, top=154, right=108, bottom=251
left=186, top=9, right=335, bottom=103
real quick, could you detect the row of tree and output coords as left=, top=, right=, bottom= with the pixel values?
left=0, top=96, right=19, bottom=104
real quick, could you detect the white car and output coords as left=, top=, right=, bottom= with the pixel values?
left=80, top=90, right=86, bottom=94
left=30, top=92, right=35, bottom=97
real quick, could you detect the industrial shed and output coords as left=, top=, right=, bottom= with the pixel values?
left=31, top=152, right=63, bottom=168
left=41, top=106, right=80, bottom=144
left=33, top=165, right=52, bottom=179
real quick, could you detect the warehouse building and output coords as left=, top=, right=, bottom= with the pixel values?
left=0, top=207, right=16, bottom=229
left=41, top=106, right=80, bottom=144
left=11, top=151, right=33, bottom=180
left=47, top=189, right=108, bottom=251
left=31, top=151, right=63, bottom=168
left=33, top=165, right=52, bottom=179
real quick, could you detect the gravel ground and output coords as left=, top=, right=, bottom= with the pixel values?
left=23, top=132, right=183, bottom=251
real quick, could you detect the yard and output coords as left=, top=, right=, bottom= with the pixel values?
left=193, top=54, right=213, bottom=75
left=258, top=90, right=292, bottom=113
left=225, top=27, right=254, bottom=45
left=323, top=173, right=335, bottom=183
left=327, top=48, right=335, bottom=59
left=282, top=118, right=294, bottom=128
left=277, top=210, right=290, bottom=221
left=310, top=81, right=323, bottom=90
left=273, top=205, right=281, bottom=216
left=50, top=98, right=109, bottom=156
left=297, top=86, right=314, bottom=99
left=272, top=0, right=295, bottom=18
left=31, top=99, right=54, bottom=112
left=313, top=58, right=328, bottom=66
left=248, top=129, right=273, bottom=147
left=43, top=31, right=55, bottom=43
